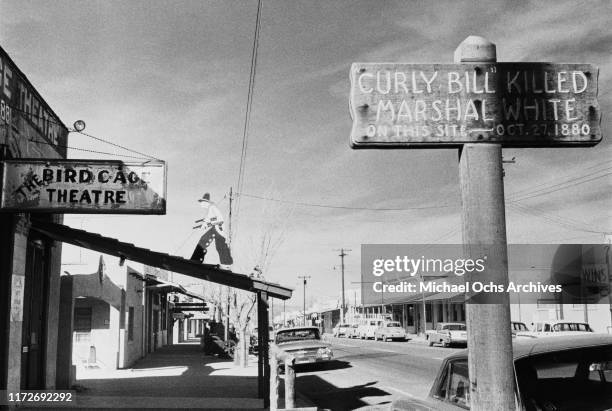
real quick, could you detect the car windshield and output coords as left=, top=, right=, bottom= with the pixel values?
left=512, top=323, right=528, bottom=331
left=443, top=324, right=466, bottom=331
left=515, top=345, right=612, bottom=410
left=275, top=328, right=320, bottom=344
left=552, top=323, right=592, bottom=332
left=386, top=322, right=401, bottom=328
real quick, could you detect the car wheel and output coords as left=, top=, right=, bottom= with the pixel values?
left=428, top=338, right=434, bottom=347
left=382, top=335, right=387, bottom=342
left=442, top=341, right=449, bottom=348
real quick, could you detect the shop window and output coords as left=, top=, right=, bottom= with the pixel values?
left=128, top=307, right=134, bottom=341
left=74, top=307, right=92, bottom=332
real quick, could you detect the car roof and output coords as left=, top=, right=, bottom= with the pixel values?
left=276, top=326, right=319, bottom=333
left=444, top=334, right=612, bottom=362
left=534, top=320, right=589, bottom=325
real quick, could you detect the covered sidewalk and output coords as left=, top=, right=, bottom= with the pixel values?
left=31, top=219, right=293, bottom=408
left=59, top=340, right=261, bottom=409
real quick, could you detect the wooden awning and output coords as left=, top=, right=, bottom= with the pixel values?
left=31, top=219, right=292, bottom=300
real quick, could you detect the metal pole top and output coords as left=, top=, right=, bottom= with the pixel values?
left=454, top=35, right=496, bottom=63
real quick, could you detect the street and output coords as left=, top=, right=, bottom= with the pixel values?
left=294, top=336, right=464, bottom=410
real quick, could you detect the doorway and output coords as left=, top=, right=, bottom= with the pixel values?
left=20, top=236, right=49, bottom=389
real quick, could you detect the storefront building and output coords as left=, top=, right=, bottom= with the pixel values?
left=0, top=45, right=69, bottom=391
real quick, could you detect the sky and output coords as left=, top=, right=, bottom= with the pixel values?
left=1, top=0, right=611, bottom=312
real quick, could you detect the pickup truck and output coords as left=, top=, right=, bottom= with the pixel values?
left=392, top=334, right=612, bottom=411
left=426, top=323, right=467, bottom=347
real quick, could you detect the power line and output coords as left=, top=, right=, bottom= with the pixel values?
left=507, top=160, right=612, bottom=199
left=509, top=170, right=612, bottom=203
left=508, top=202, right=609, bottom=234
left=232, top=0, right=263, bottom=244
left=236, top=192, right=454, bottom=211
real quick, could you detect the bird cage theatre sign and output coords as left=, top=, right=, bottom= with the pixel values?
left=0, top=159, right=166, bottom=214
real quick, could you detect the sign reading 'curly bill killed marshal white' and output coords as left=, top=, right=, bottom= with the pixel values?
left=0, top=159, right=166, bottom=214
left=349, top=63, right=601, bottom=148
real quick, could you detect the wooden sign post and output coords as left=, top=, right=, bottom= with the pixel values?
left=455, top=36, right=514, bottom=411
left=349, top=35, right=601, bottom=410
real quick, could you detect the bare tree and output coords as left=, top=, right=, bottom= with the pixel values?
left=230, top=192, right=295, bottom=367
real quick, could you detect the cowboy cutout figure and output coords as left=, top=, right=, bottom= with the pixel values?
left=190, top=193, right=233, bottom=267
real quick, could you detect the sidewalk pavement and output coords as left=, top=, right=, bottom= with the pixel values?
left=24, top=340, right=316, bottom=410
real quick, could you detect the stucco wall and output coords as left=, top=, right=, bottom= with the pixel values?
left=122, top=270, right=145, bottom=368
left=73, top=297, right=119, bottom=369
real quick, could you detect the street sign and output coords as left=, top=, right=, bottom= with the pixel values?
left=0, top=159, right=166, bottom=214
left=350, top=63, right=601, bottom=148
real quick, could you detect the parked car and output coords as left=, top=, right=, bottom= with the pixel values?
left=346, top=323, right=360, bottom=339
left=358, top=319, right=382, bottom=340
left=374, top=321, right=407, bottom=341
left=511, top=321, right=529, bottom=332
left=518, top=321, right=594, bottom=338
left=511, top=321, right=530, bottom=338
left=427, top=323, right=467, bottom=347
left=273, top=326, right=333, bottom=367
left=391, top=334, right=612, bottom=411
left=332, top=323, right=351, bottom=338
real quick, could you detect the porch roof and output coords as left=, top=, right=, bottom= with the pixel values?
left=31, top=219, right=292, bottom=300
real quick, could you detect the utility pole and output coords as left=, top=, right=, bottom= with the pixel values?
left=297, top=276, right=311, bottom=326
left=334, top=249, right=351, bottom=324
left=225, top=187, right=233, bottom=342
left=605, top=234, right=612, bottom=326
left=228, top=187, right=233, bottom=243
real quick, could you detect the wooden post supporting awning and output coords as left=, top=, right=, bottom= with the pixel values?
left=257, top=291, right=270, bottom=408
left=30, top=219, right=292, bottom=404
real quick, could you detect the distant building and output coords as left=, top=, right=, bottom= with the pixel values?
left=326, top=245, right=611, bottom=335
